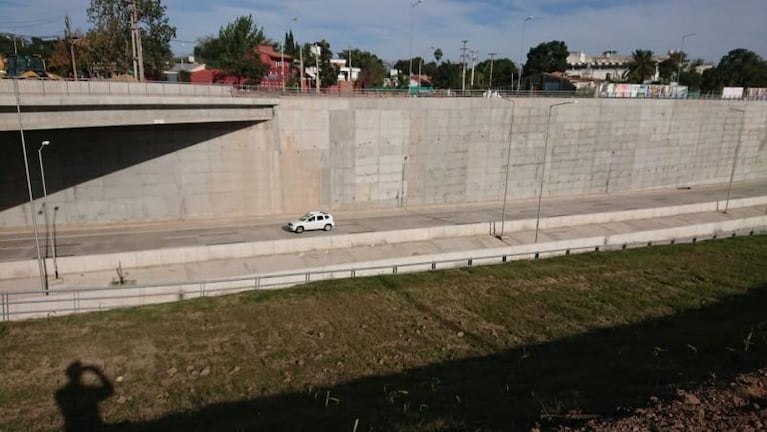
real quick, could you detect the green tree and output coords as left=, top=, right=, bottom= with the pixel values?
left=623, top=49, right=657, bottom=83
left=193, top=36, right=224, bottom=68
left=522, top=40, right=568, bottom=77
left=431, top=60, right=461, bottom=89
left=338, top=48, right=387, bottom=88
left=714, top=48, right=767, bottom=88
left=476, top=58, right=518, bottom=89
left=433, top=48, right=443, bottom=63
left=217, top=15, right=270, bottom=85
left=87, top=0, right=176, bottom=77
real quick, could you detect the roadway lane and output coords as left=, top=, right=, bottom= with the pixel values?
left=0, top=180, right=765, bottom=262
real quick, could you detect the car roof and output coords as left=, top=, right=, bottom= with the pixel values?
left=307, top=210, right=332, bottom=216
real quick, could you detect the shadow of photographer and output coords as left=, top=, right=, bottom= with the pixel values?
left=55, top=361, right=114, bottom=432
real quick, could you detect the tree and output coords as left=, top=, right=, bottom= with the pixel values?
left=217, top=15, right=270, bottom=85
left=522, top=40, right=568, bottom=77
left=433, top=48, right=443, bottom=63
left=338, top=48, right=387, bottom=88
left=193, top=36, right=224, bottom=68
left=431, top=60, right=461, bottom=89
left=714, top=49, right=767, bottom=88
left=476, top=58, right=518, bottom=89
left=87, top=0, right=176, bottom=77
left=623, top=49, right=656, bottom=83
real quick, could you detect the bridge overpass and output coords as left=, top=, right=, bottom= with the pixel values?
left=0, top=79, right=278, bottom=131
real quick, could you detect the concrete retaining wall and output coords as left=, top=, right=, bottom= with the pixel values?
left=1, top=97, right=766, bottom=228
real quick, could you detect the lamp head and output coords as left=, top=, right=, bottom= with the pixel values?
left=42, top=140, right=50, bottom=146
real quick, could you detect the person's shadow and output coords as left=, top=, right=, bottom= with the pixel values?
left=55, top=361, right=114, bottom=431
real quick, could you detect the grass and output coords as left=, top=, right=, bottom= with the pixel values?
left=1, top=235, right=766, bottom=431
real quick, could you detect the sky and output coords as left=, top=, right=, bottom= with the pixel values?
left=1, top=0, right=766, bottom=65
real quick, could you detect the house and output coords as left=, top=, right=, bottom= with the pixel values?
left=521, top=71, right=576, bottom=93
left=255, top=44, right=293, bottom=89
left=565, top=50, right=667, bottom=82
left=163, top=62, right=206, bottom=82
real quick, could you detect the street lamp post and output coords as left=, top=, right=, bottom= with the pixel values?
left=498, top=98, right=516, bottom=239
left=52, top=206, right=60, bottom=279
left=723, top=107, right=745, bottom=214
left=409, top=0, right=424, bottom=90
left=38, top=140, right=53, bottom=277
left=518, top=15, right=534, bottom=91
left=535, top=100, right=577, bottom=243
left=677, top=33, right=696, bottom=83
left=13, top=79, right=47, bottom=294
left=488, top=52, right=497, bottom=89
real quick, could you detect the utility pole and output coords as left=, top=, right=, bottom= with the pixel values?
left=65, top=16, right=78, bottom=80
left=291, top=17, right=303, bottom=92
left=470, top=50, right=478, bottom=88
left=129, top=2, right=138, bottom=79
left=488, top=52, right=497, bottom=89
left=460, top=40, right=468, bottom=92
left=313, top=44, right=321, bottom=94
left=129, top=0, right=144, bottom=81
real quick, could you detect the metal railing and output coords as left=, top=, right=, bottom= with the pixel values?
left=0, top=79, right=236, bottom=98
left=4, top=78, right=764, bottom=101
left=1, top=229, right=762, bottom=322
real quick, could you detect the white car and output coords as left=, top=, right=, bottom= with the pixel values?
left=287, top=211, right=335, bottom=233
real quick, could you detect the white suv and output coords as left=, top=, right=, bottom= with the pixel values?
left=287, top=211, right=335, bottom=233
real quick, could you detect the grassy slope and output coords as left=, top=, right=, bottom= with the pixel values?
left=1, top=236, right=766, bottom=431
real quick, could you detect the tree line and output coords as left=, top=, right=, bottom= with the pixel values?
left=2, top=0, right=766, bottom=93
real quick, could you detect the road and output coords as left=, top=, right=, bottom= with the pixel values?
left=0, top=180, right=765, bottom=262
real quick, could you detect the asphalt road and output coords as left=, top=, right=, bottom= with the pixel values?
left=1, top=180, right=765, bottom=262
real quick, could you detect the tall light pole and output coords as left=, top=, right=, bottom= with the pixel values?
left=460, top=39, right=469, bottom=92
left=290, top=17, right=304, bottom=92
left=470, top=50, right=478, bottom=88
left=677, top=33, right=696, bottom=83
left=488, top=52, right=497, bottom=89
left=518, top=15, right=534, bottom=91
left=409, top=0, right=425, bottom=90
left=38, top=140, right=54, bottom=278
left=723, top=106, right=745, bottom=214
left=312, top=44, right=321, bottom=94
left=498, top=98, right=516, bottom=239
left=535, top=100, right=577, bottom=243
left=13, top=79, right=47, bottom=294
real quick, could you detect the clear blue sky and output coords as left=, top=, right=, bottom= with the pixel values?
left=1, top=0, right=765, bottom=65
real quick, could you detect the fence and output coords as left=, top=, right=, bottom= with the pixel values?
left=1, top=229, right=762, bottom=322
left=0, top=79, right=235, bottom=98
left=3, top=78, right=761, bottom=100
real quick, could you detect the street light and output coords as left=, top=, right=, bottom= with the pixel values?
left=723, top=106, right=745, bottom=214
left=677, top=33, right=696, bottom=83
left=518, top=15, right=534, bottom=91
left=408, top=0, right=425, bottom=90
left=535, top=100, right=577, bottom=243
left=498, top=98, right=516, bottom=239
left=13, top=79, right=47, bottom=294
left=38, top=140, right=54, bottom=278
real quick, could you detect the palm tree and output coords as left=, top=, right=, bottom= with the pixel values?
left=623, top=49, right=656, bottom=83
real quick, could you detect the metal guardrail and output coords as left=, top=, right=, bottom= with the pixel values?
left=1, top=229, right=762, bottom=322
left=0, top=79, right=235, bottom=98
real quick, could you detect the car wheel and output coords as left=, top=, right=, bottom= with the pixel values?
left=295, top=226, right=304, bottom=234
left=324, top=224, right=333, bottom=231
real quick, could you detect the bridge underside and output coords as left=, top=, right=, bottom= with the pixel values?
left=0, top=94, right=276, bottom=131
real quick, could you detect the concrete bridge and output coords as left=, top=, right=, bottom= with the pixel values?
left=0, top=79, right=278, bottom=131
